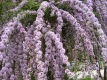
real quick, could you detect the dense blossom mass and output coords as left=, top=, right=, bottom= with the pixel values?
left=0, top=0, right=107, bottom=80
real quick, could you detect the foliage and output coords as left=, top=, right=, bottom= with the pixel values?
left=21, top=0, right=40, bottom=10
left=0, top=0, right=17, bottom=24
left=79, top=75, right=92, bottom=80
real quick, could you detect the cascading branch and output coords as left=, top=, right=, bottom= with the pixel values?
left=0, top=0, right=107, bottom=80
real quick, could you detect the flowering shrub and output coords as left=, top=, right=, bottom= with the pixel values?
left=0, top=0, right=107, bottom=80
